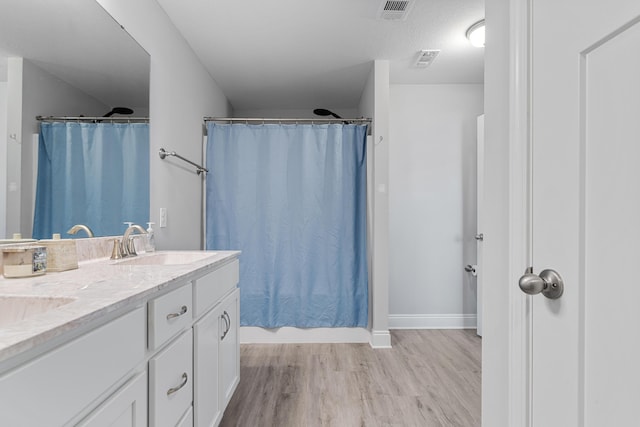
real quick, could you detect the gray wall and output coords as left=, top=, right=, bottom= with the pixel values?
left=97, top=0, right=231, bottom=250
left=389, top=84, right=484, bottom=328
left=0, top=82, right=7, bottom=238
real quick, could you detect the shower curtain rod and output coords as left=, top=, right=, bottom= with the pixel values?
left=204, top=117, right=371, bottom=124
left=36, top=116, right=149, bottom=123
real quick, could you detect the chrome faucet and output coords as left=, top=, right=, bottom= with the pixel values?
left=121, top=224, right=147, bottom=257
left=67, top=224, right=94, bottom=238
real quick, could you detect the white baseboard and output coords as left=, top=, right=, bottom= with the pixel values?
left=388, top=314, right=477, bottom=329
left=240, top=327, right=371, bottom=344
left=370, top=330, right=392, bottom=348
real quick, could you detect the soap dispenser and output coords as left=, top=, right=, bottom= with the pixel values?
left=146, top=222, right=156, bottom=252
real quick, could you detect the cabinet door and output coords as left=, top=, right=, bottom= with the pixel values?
left=77, top=372, right=147, bottom=427
left=176, top=406, right=194, bottom=427
left=219, top=288, right=240, bottom=408
left=193, top=304, right=222, bottom=427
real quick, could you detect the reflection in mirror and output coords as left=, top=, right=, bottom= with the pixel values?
left=32, top=118, right=149, bottom=240
left=0, top=0, right=150, bottom=239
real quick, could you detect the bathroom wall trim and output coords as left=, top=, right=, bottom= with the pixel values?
left=370, top=330, right=392, bottom=348
left=388, top=314, right=477, bottom=329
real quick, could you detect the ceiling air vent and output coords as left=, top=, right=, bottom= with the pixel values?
left=415, top=50, right=440, bottom=68
left=378, top=0, right=414, bottom=21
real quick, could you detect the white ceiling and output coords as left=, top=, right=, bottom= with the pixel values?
left=156, top=0, right=485, bottom=111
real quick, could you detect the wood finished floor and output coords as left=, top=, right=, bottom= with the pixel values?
left=220, top=330, right=481, bottom=427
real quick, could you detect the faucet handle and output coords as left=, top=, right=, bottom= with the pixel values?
left=110, top=238, right=124, bottom=260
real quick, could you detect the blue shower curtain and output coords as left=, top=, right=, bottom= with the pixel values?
left=33, top=122, right=149, bottom=239
left=206, top=123, right=368, bottom=328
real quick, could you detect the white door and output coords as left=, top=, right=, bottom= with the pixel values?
left=528, top=1, right=640, bottom=425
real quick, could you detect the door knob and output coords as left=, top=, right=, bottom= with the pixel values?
left=475, top=233, right=484, bottom=241
left=518, top=268, right=564, bottom=299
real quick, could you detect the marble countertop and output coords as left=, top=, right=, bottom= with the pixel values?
left=0, top=250, right=240, bottom=366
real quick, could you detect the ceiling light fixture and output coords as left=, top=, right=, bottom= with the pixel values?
left=466, top=20, right=485, bottom=47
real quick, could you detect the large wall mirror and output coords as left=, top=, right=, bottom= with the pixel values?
left=0, top=0, right=150, bottom=240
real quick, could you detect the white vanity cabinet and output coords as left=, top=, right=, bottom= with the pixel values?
left=177, top=406, right=195, bottom=426
left=0, top=307, right=146, bottom=426
left=193, top=303, right=223, bottom=426
left=147, top=283, right=195, bottom=426
left=77, top=371, right=148, bottom=427
left=0, top=252, right=240, bottom=427
left=148, top=258, right=239, bottom=427
left=149, top=329, right=193, bottom=427
left=148, top=284, right=193, bottom=351
left=193, top=260, right=240, bottom=427
left=218, top=288, right=240, bottom=408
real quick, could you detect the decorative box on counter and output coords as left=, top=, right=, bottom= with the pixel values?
left=0, top=233, right=38, bottom=277
left=1, top=245, right=47, bottom=278
left=38, top=234, right=78, bottom=272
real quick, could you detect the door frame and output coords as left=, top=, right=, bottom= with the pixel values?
left=506, top=0, right=532, bottom=425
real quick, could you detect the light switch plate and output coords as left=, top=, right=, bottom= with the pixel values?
left=159, top=208, right=167, bottom=228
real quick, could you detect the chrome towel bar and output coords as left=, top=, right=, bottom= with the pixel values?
left=159, top=148, right=208, bottom=175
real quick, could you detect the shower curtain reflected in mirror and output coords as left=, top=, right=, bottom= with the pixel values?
left=33, top=122, right=149, bottom=239
left=206, top=122, right=368, bottom=328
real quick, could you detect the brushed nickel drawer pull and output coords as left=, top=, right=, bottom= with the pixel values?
left=166, top=305, right=188, bottom=320
left=167, top=372, right=188, bottom=396
left=221, top=311, right=230, bottom=340
left=224, top=311, right=231, bottom=334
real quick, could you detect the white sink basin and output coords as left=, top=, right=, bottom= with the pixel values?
left=115, top=251, right=216, bottom=266
left=0, top=296, right=76, bottom=328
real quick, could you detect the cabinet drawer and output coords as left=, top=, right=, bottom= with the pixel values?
left=148, top=283, right=193, bottom=350
left=193, top=259, right=239, bottom=316
left=149, top=329, right=193, bottom=427
left=0, top=307, right=145, bottom=426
